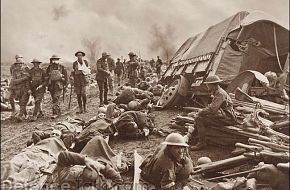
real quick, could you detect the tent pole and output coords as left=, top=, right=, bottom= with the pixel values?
left=273, top=24, right=283, bottom=72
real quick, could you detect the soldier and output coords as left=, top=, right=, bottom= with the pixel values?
left=156, top=56, right=163, bottom=78
left=127, top=52, right=139, bottom=88
left=8, top=55, right=31, bottom=121
left=149, top=58, right=155, bottom=68
left=188, top=75, right=238, bottom=150
left=122, top=59, right=127, bottom=79
left=107, top=53, right=116, bottom=95
left=29, top=59, right=46, bottom=121
left=140, top=133, right=193, bottom=189
left=71, top=50, right=91, bottom=113
left=115, top=58, right=124, bottom=86
left=96, top=52, right=110, bottom=107
left=46, top=55, right=68, bottom=118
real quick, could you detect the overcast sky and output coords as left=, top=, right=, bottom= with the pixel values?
left=1, top=0, right=289, bottom=63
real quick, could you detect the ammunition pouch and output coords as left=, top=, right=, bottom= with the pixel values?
left=49, top=70, right=62, bottom=82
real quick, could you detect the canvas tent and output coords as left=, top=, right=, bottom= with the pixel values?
left=163, top=11, right=289, bottom=86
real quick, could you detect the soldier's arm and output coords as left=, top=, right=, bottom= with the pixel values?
left=201, top=93, right=224, bottom=114
left=97, top=61, right=109, bottom=74
left=70, top=62, right=76, bottom=77
left=57, top=151, right=86, bottom=167
left=41, top=69, right=47, bottom=87
left=10, top=70, right=31, bottom=85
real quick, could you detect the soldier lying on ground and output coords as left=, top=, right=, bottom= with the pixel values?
left=1, top=136, right=67, bottom=188
left=113, top=86, right=153, bottom=105
left=101, top=111, right=155, bottom=139
left=57, top=136, right=123, bottom=189
left=140, top=133, right=193, bottom=190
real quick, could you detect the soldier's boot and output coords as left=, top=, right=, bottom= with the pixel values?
left=190, top=138, right=206, bottom=151
left=82, top=94, right=87, bottom=113
left=76, top=95, right=83, bottom=114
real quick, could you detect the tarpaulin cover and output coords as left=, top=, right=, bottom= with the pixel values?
left=184, top=11, right=249, bottom=61
left=165, top=10, right=289, bottom=85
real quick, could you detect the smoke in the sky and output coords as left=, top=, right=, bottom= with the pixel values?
left=52, top=4, right=69, bottom=21
left=82, top=36, right=102, bottom=62
left=149, top=24, right=177, bottom=63
left=1, top=0, right=288, bottom=64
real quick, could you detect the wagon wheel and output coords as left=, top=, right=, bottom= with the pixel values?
left=157, top=76, right=189, bottom=108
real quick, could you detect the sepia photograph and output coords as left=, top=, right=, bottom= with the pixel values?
left=1, top=0, right=289, bottom=189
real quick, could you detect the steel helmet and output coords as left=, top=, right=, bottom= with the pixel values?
left=98, top=106, right=107, bottom=113
left=128, top=100, right=138, bottom=110
left=197, top=157, right=212, bottom=165
left=162, top=133, right=188, bottom=147
left=203, top=75, right=222, bottom=84
left=15, top=54, right=23, bottom=59
left=128, top=52, right=136, bottom=56
left=102, top=52, right=108, bottom=57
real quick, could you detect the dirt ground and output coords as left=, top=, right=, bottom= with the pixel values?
left=1, top=84, right=232, bottom=161
left=1, top=80, right=234, bottom=189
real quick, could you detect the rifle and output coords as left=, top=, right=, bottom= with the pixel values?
left=68, top=84, right=73, bottom=109
left=206, top=167, right=265, bottom=181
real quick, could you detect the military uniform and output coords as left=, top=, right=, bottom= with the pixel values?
left=192, top=85, right=237, bottom=149
left=156, top=57, right=163, bottom=77
left=46, top=58, right=68, bottom=117
left=71, top=58, right=90, bottom=112
left=57, top=136, right=122, bottom=189
left=29, top=60, right=46, bottom=118
left=9, top=60, right=31, bottom=119
left=107, top=56, right=116, bottom=93
left=140, top=144, right=193, bottom=189
left=96, top=57, right=110, bottom=106
left=127, top=59, right=139, bottom=88
left=115, top=59, right=124, bottom=86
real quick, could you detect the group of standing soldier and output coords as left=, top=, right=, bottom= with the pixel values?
left=9, top=54, right=68, bottom=121
left=8, top=51, right=163, bottom=121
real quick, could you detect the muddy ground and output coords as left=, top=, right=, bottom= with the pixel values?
left=1, top=81, right=234, bottom=189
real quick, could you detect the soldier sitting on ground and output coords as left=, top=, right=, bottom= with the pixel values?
left=187, top=75, right=238, bottom=150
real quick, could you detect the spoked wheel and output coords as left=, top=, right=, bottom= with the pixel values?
left=157, top=76, right=189, bottom=108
